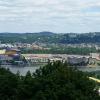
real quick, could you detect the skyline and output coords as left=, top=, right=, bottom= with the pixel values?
left=0, top=0, right=100, bottom=33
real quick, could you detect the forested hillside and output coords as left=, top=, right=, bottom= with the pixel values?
left=0, top=61, right=100, bottom=100
left=0, top=32, right=100, bottom=44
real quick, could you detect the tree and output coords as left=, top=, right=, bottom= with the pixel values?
left=0, top=68, right=18, bottom=100
left=0, top=62, right=100, bottom=100
left=32, top=61, right=100, bottom=100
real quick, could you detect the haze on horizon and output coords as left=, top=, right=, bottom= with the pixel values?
left=0, top=0, right=100, bottom=33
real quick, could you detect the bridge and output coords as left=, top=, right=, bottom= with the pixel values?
left=89, top=77, right=100, bottom=83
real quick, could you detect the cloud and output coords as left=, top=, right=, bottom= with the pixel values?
left=0, top=0, right=100, bottom=32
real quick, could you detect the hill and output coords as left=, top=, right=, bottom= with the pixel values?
left=0, top=32, right=100, bottom=44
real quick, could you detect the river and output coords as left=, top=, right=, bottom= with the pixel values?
left=1, top=65, right=41, bottom=76
left=79, top=66, right=100, bottom=72
left=1, top=65, right=100, bottom=76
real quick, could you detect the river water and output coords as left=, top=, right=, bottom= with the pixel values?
left=79, top=66, right=100, bottom=72
left=1, top=65, right=41, bottom=76
left=1, top=65, right=100, bottom=76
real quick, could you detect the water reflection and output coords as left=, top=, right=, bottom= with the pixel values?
left=79, top=66, right=100, bottom=72
left=1, top=65, right=41, bottom=76
left=1, top=65, right=100, bottom=76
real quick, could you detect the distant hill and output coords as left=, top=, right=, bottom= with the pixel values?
left=37, top=31, right=55, bottom=35
left=0, top=32, right=100, bottom=44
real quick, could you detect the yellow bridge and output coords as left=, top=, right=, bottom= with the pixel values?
left=89, top=77, right=100, bottom=83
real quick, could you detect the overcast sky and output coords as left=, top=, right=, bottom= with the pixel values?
left=0, top=0, right=100, bottom=33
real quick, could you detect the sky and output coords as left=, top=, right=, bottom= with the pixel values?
left=0, top=0, right=100, bottom=33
